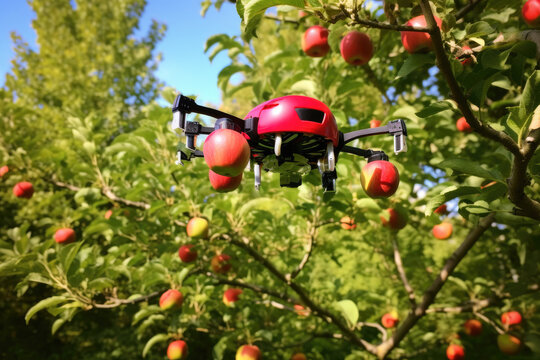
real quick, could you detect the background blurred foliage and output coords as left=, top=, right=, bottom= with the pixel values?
left=1, top=0, right=539, bottom=359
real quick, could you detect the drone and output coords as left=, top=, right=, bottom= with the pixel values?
left=171, top=94, right=407, bottom=193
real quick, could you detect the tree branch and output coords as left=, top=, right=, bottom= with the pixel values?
left=222, top=234, right=379, bottom=355
left=50, top=179, right=151, bottom=210
left=288, top=217, right=318, bottom=280
left=328, top=6, right=429, bottom=32
left=375, top=213, right=495, bottom=359
left=391, top=237, right=417, bottom=309
left=92, top=291, right=161, bottom=309
left=205, top=272, right=297, bottom=304
left=507, top=128, right=540, bottom=220
left=418, top=0, right=521, bottom=159
left=455, top=0, right=483, bottom=20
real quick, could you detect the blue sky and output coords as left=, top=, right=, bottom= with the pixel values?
left=0, top=1, right=242, bottom=106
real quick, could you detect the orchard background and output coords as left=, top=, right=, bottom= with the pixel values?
left=1, top=0, right=540, bottom=359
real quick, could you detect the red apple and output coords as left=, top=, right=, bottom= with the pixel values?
left=159, top=289, right=184, bottom=310
left=167, top=340, right=188, bottom=360
left=209, top=170, right=242, bottom=192
left=432, top=223, right=452, bottom=240
left=291, top=353, right=307, bottom=360
left=380, top=208, right=407, bottom=230
left=223, top=288, right=242, bottom=306
left=294, top=304, right=310, bottom=317
left=446, top=344, right=465, bottom=360
left=497, top=334, right=521, bottom=355
left=340, top=216, right=356, bottom=230
left=340, top=31, right=373, bottom=66
left=13, top=181, right=34, bottom=199
left=360, top=160, right=400, bottom=198
left=434, top=204, right=448, bottom=215
left=0, top=165, right=9, bottom=176
left=456, top=117, right=472, bottom=133
left=186, top=217, right=209, bottom=239
left=501, top=311, right=522, bottom=326
left=459, top=46, right=473, bottom=66
left=302, top=25, right=330, bottom=57
left=401, top=15, right=442, bottom=54
left=54, top=228, right=76, bottom=245
left=178, top=244, right=197, bottom=263
left=211, top=254, right=231, bottom=274
left=381, top=311, right=399, bottom=328
left=236, top=344, right=261, bottom=360
left=104, top=209, right=113, bottom=219
left=370, top=119, right=381, bottom=128
left=463, top=319, right=482, bottom=336
left=523, top=0, right=540, bottom=28
left=203, top=129, right=250, bottom=177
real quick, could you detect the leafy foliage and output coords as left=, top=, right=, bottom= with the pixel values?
left=1, top=0, right=539, bottom=359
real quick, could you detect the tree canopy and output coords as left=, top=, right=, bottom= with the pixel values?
left=1, top=0, right=539, bottom=359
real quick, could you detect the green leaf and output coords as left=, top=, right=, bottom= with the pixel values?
left=238, top=197, right=293, bottom=218
left=396, top=54, right=433, bottom=79
left=51, top=318, right=67, bottom=335
left=354, top=198, right=381, bottom=212
left=58, top=240, right=84, bottom=274
left=142, top=333, right=170, bottom=358
left=25, top=296, right=68, bottom=324
left=415, top=100, right=454, bottom=118
left=237, top=0, right=304, bottom=40
left=336, top=299, right=359, bottom=328
left=437, top=159, right=503, bottom=181
left=425, top=185, right=481, bottom=216
left=461, top=200, right=492, bottom=214
left=465, top=21, right=494, bottom=37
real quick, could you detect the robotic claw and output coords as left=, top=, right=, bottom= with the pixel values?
left=171, top=94, right=407, bottom=193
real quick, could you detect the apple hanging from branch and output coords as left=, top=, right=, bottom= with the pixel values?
left=302, top=25, right=330, bottom=57
left=401, top=15, right=442, bottom=54
left=54, top=228, right=76, bottom=245
left=167, top=340, right=188, bottom=360
left=236, top=344, right=261, bottom=360
left=340, top=31, right=373, bottom=66
left=159, top=289, right=184, bottom=310
left=13, top=181, right=34, bottom=199
left=178, top=244, right=197, bottom=263
left=186, top=217, right=209, bottom=239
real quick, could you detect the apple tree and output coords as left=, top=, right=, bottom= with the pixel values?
left=1, top=0, right=539, bottom=359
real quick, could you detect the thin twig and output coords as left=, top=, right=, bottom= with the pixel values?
left=417, top=0, right=521, bottom=158
left=221, top=233, right=379, bottom=355
left=375, top=213, right=495, bottom=359
left=206, top=272, right=297, bottom=304
left=455, top=0, right=483, bottom=20
left=358, top=321, right=388, bottom=342
left=391, top=237, right=417, bottom=309
left=288, top=214, right=319, bottom=280
left=473, top=311, right=504, bottom=334
left=50, top=179, right=151, bottom=210
left=92, top=291, right=161, bottom=309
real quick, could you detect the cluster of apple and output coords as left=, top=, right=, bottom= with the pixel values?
left=164, top=217, right=264, bottom=359
left=4, top=168, right=79, bottom=245
left=302, top=25, right=373, bottom=66
left=203, top=128, right=251, bottom=193
left=432, top=204, right=453, bottom=240
left=446, top=310, right=524, bottom=359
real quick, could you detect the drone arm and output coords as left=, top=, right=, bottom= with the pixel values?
left=340, top=146, right=389, bottom=161
left=342, top=119, right=408, bottom=154
left=172, top=94, right=244, bottom=130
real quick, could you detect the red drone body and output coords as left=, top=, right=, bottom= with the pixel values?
left=245, top=95, right=339, bottom=146
left=171, top=93, right=407, bottom=195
